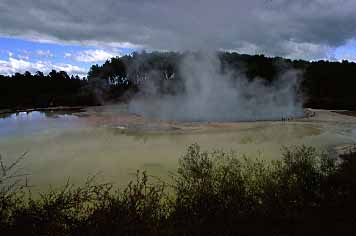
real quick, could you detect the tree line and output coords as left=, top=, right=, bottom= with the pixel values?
left=0, top=70, right=95, bottom=109
left=1, top=51, right=356, bottom=110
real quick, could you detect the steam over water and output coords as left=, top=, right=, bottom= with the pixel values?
left=128, top=53, right=304, bottom=122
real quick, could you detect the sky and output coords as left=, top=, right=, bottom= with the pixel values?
left=1, top=0, right=356, bottom=76
left=0, top=37, right=134, bottom=77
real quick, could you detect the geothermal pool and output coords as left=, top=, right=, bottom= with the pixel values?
left=1, top=104, right=356, bottom=190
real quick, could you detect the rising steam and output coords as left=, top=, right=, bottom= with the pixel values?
left=128, top=52, right=304, bottom=122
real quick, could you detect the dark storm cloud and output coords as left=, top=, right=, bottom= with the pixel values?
left=1, top=0, right=356, bottom=59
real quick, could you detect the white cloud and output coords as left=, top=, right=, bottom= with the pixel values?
left=68, top=49, right=121, bottom=63
left=53, top=63, right=87, bottom=75
left=36, top=49, right=53, bottom=58
left=5, top=50, right=31, bottom=61
left=0, top=57, right=87, bottom=76
left=14, top=34, right=143, bottom=50
left=227, top=42, right=260, bottom=55
left=228, top=40, right=332, bottom=61
left=280, top=41, right=332, bottom=61
left=0, top=58, right=32, bottom=74
left=17, top=54, right=30, bottom=60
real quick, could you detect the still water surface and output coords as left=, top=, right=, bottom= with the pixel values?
left=1, top=105, right=356, bottom=190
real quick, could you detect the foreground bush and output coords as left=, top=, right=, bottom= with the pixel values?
left=1, top=144, right=356, bottom=235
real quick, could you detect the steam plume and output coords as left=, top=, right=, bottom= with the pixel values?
left=128, top=52, right=304, bottom=122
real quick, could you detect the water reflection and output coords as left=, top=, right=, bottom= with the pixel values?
left=0, top=110, right=81, bottom=137
left=0, top=111, right=76, bottom=120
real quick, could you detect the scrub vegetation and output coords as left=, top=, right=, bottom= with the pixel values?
left=1, top=144, right=356, bottom=235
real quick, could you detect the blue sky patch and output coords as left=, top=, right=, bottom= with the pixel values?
left=0, top=37, right=135, bottom=76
